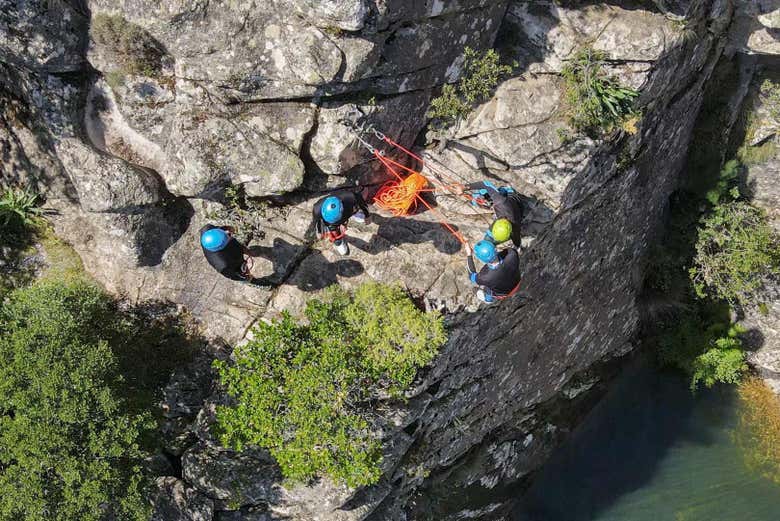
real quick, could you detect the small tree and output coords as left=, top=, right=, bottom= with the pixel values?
left=214, top=283, right=446, bottom=488
left=561, top=48, right=639, bottom=136
left=690, top=331, right=748, bottom=391
left=427, top=47, right=514, bottom=131
left=0, top=279, right=151, bottom=521
left=690, top=202, right=780, bottom=306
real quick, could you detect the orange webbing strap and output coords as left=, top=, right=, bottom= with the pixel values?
left=374, top=152, right=468, bottom=245
left=494, top=280, right=521, bottom=300
left=322, top=225, right=347, bottom=242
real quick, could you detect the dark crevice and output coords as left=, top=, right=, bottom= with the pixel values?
left=162, top=450, right=183, bottom=479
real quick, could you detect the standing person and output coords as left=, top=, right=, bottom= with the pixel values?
left=466, top=240, right=521, bottom=304
left=199, top=225, right=253, bottom=282
left=312, top=190, right=370, bottom=256
left=465, top=180, right=524, bottom=248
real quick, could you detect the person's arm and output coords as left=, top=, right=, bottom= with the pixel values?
left=465, top=244, right=479, bottom=284
left=355, top=191, right=370, bottom=218
left=221, top=266, right=247, bottom=282
left=481, top=181, right=506, bottom=205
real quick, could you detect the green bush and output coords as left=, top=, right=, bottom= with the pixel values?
left=214, top=282, right=446, bottom=487
left=0, top=186, right=42, bottom=246
left=690, top=201, right=780, bottom=306
left=690, top=326, right=748, bottom=390
left=704, top=159, right=741, bottom=206
left=91, top=14, right=162, bottom=77
left=0, top=279, right=151, bottom=521
left=561, top=48, right=639, bottom=136
left=427, top=47, right=514, bottom=128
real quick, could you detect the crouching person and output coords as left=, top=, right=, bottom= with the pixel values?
left=312, top=190, right=370, bottom=256
left=199, top=225, right=253, bottom=282
left=466, top=240, right=521, bottom=304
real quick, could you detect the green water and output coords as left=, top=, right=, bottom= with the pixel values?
left=514, top=358, right=780, bottom=521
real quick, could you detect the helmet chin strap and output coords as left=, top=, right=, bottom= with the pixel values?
left=487, top=258, right=502, bottom=269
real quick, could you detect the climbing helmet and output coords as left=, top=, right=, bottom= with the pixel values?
left=491, top=218, right=513, bottom=243
left=474, top=240, right=498, bottom=263
left=321, top=196, right=344, bottom=224
left=201, top=228, right=230, bottom=252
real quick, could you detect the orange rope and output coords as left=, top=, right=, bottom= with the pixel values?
left=382, top=136, right=467, bottom=193
left=375, top=152, right=468, bottom=245
left=374, top=173, right=432, bottom=216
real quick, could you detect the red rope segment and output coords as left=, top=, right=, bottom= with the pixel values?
left=374, top=152, right=468, bottom=245
left=382, top=136, right=468, bottom=194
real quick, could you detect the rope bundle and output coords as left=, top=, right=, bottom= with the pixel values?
left=373, top=172, right=430, bottom=216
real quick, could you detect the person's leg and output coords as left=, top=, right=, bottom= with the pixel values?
left=476, top=289, right=495, bottom=304
left=333, top=238, right=350, bottom=255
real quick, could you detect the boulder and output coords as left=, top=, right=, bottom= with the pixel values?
left=151, top=477, right=215, bottom=521
left=182, top=444, right=282, bottom=509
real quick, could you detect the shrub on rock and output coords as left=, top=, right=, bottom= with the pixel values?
left=690, top=201, right=780, bottom=306
left=214, top=283, right=447, bottom=488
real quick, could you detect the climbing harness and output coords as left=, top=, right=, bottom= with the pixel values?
left=322, top=225, right=347, bottom=243
left=490, top=281, right=522, bottom=301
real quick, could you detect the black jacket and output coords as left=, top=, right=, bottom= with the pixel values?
left=467, top=182, right=524, bottom=247
left=312, top=191, right=370, bottom=235
left=467, top=248, right=521, bottom=296
left=200, top=225, right=247, bottom=281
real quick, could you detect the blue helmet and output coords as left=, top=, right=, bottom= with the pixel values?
left=321, top=196, right=344, bottom=224
left=201, top=228, right=230, bottom=252
left=474, top=240, right=497, bottom=263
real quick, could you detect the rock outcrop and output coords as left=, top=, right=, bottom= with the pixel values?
left=735, top=62, right=780, bottom=395
left=2, top=0, right=775, bottom=520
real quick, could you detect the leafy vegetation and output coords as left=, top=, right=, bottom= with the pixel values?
left=214, top=282, right=446, bottom=487
left=690, top=202, right=780, bottom=307
left=689, top=324, right=748, bottom=390
left=561, top=47, right=639, bottom=136
left=427, top=47, right=514, bottom=129
left=91, top=14, right=163, bottom=78
left=642, top=63, right=780, bottom=390
left=0, top=186, right=43, bottom=246
left=204, top=184, right=268, bottom=245
left=0, top=279, right=152, bottom=521
left=735, top=377, right=780, bottom=484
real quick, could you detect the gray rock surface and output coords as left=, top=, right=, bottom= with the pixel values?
left=738, top=67, right=780, bottom=395
left=2, top=0, right=776, bottom=520
left=731, top=0, right=780, bottom=55
left=151, top=477, right=215, bottom=521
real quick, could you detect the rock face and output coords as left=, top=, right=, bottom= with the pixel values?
left=735, top=62, right=780, bottom=395
left=731, top=0, right=780, bottom=55
left=1, top=0, right=774, bottom=520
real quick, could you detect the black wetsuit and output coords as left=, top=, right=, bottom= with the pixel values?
left=312, top=191, right=370, bottom=237
left=467, top=182, right=524, bottom=247
left=200, top=224, right=247, bottom=281
left=467, top=248, right=521, bottom=297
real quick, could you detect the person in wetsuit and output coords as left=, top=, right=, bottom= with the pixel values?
left=465, top=180, right=524, bottom=248
left=466, top=240, right=521, bottom=304
left=199, top=225, right=252, bottom=281
left=312, top=190, right=370, bottom=256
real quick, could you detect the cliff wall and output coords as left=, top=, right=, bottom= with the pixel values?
left=1, top=1, right=769, bottom=520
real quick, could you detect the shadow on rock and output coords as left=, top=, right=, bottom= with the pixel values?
left=248, top=238, right=365, bottom=292
left=351, top=214, right=465, bottom=255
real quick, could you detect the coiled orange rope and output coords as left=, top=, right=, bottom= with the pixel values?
left=374, top=172, right=431, bottom=216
